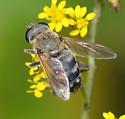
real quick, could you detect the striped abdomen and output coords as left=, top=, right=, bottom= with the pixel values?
left=57, top=50, right=81, bottom=92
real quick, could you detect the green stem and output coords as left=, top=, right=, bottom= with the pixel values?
left=81, top=0, right=103, bottom=119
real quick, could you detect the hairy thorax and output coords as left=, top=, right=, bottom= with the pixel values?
left=31, top=31, right=63, bottom=53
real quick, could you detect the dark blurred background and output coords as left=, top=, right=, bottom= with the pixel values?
left=0, top=0, right=125, bottom=119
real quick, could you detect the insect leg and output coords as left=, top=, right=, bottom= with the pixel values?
left=29, top=62, right=40, bottom=73
left=24, top=49, right=37, bottom=54
left=77, top=61, right=89, bottom=72
left=29, top=62, right=40, bottom=68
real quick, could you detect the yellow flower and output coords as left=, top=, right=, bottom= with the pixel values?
left=103, top=112, right=115, bottom=119
left=66, top=5, right=95, bottom=37
left=25, top=53, right=49, bottom=98
left=33, top=72, right=46, bottom=82
left=103, top=112, right=125, bottom=119
left=119, top=115, right=125, bottom=119
left=34, top=90, right=43, bottom=98
left=38, top=0, right=75, bottom=32
left=27, top=79, right=49, bottom=98
left=27, top=82, right=45, bottom=98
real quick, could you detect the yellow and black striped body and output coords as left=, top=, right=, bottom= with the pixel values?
left=57, top=49, right=81, bottom=92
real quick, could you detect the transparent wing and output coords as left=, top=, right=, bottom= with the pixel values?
left=62, top=37, right=117, bottom=59
left=37, top=52, right=70, bottom=100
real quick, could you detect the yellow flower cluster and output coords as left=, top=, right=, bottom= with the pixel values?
left=25, top=54, right=49, bottom=98
left=103, top=112, right=125, bottom=119
left=38, top=0, right=95, bottom=38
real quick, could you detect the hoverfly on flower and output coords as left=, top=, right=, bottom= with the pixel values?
left=24, top=22, right=117, bottom=100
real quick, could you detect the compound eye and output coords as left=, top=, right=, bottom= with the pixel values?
left=25, top=22, right=48, bottom=43
left=25, top=27, right=32, bottom=43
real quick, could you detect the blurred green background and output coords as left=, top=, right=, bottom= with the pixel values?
left=0, top=0, right=125, bottom=119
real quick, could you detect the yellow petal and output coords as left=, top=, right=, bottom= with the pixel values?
left=80, top=27, right=88, bottom=37
left=40, top=72, right=46, bottom=78
left=65, top=7, right=75, bottom=17
left=62, top=17, right=69, bottom=27
left=33, top=74, right=42, bottom=82
left=29, top=68, right=35, bottom=75
left=31, top=54, right=35, bottom=58
left=70, top=30, right=80, bottom=36
left=52, top=0, right=57, bottom=5
left=81, top=7, right=87, bottom=18
left=34, top=90, right=43, bottom=98
left=119, top=115, right=125, bottom=119
left=27, top=79, right=33, bottom=83
left=25, top=62, right=32, bottom=67
left=38, top=12, right=48, bottom=19
left=68, top=19, right=76, bottom=25
left=26, top=90, right=33, bottom=93
left=34, top=56, right=39, bottom=62
left=58, top=0, right=66, bottom=9
left=103, top=112, right=115, bottom=119
left=36, top=83, right=46, bottom=91
left=75, top=5, right=81, bottom=18
left=85, top=13, right=96, bottom=21
left=29, top=67, right=39, bottom=75
left=48, top=22, right=56, bottom=31
left=30, top=84, right=36, bottom=89
left=43, top=6, right=50, bottom=12
left=55, top=22, right=62, bottom=32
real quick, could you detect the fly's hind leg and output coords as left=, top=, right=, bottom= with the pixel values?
left=24, top=49, right=37, bottom=54
left=77, top=61, right=89, bottom=72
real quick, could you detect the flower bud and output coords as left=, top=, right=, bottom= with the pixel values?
left=108, top=0, right=120, bottom=12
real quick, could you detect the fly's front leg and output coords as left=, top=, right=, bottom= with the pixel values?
left=29, top=62, right=40, bottom=68
left=24, top=49, right=37, bottom=54
left=77, top=61, right=89, bottom=72
left=24, top=49, right=40, bottom=68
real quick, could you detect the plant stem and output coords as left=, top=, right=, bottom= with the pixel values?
left=81, top=0, right=104, bottom=119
